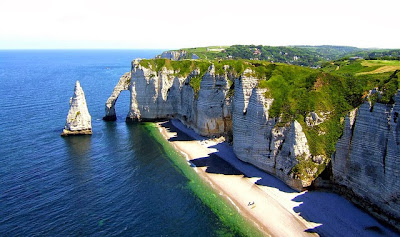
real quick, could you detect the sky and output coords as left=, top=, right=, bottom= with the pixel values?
left=1, top=0, right=399, bottom=49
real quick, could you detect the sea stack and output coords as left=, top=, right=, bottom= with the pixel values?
left=61, top=81, right=92, bottom=136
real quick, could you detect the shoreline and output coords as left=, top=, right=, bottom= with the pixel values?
left=155, top=119, right=398, bottom=236
left=156, top=120, right=316, bottom=236
left=157, top=130, right=270, bottom=236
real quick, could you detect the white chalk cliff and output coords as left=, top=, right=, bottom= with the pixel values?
left=106, top=60, right=316, bottom=190
left=159, top=50, right=199, bottom=60
left=124, top=61, right=232, bottom=137
left=332, top=91, right=400, bottom=229
left=61, top=81, right=92, bottom=136
left=104, top=60, right=400, bottom=230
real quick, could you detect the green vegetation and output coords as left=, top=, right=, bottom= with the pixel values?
left=322, top=59, right=400, bottom=104
left=181, top=46, right=229, bottom=60
left=139, top=59, right=211, bottom=97
left=189, top=75, right=202, bottom=97
left=259, top=58, right=398, bottom=175
left=304, top=59, right=400, bottom=154
left=140, top=58, right=211, bottom=77
left=380, top=70, right=399, bottom=103
left=259, top=64, right=358, bottom=157
left=349, top=49, right=400, bottom=60
left=138, top=57, right=399, bottom=160
left=295, top=45, right=360, bottom=59
left=160, top=45, right=400, bottom=67
left=291, top=154, right=327, bottom=181
left=225, top=45, right=324, bottom=67
left=138, top=45, right=400, bottom=188
left=139, top=58, right=278, bottom=98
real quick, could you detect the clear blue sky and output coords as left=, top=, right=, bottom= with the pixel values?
left=1, top=0, right=399, bottom=49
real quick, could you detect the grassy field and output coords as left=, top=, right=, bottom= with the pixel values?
left=323, top=59, right=399, bottom=104
left=180, top=46, right=229, bottom=59
left=357, top=60, right=400, bottom=75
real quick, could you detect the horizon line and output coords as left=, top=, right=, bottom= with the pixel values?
left=0, top=45, right=399, bottom=50
left=0, top=48, right=168, bottom=50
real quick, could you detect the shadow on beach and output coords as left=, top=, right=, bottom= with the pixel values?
left=191, top=154, right=243, bottom=175
left=159, top=120, right=296, bottom=194
left=158, top=119, right=399, bottom=236
left=160, top=121, right=198, bottom=142
left=291, top=191, right=397, bottom=236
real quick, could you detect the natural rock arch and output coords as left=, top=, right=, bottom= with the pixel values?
left=103, top=72, right=131, bottom=121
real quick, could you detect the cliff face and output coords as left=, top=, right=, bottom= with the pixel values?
left=332, top=92, right=400, bottom=227
left=232, top=72, right=312, bottom=190
left=106, top=60, right=316, bottom=190
left=105, top=59, right=400, bottom=229
left=62, top=81, right=92, bottom=136
left=126, top=60, right=232, bottom=137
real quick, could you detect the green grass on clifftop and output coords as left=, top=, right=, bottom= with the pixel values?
left=322, top=59, right=400, bottom=104
left=260, top=64, right=360, bottom=159
left=137, top=58, right=399, bottom=163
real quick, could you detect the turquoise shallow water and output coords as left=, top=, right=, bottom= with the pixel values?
left=0, top=50, right=239, bottom=236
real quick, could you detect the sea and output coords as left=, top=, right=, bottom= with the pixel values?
left=0, top=50, right=250, bottom=236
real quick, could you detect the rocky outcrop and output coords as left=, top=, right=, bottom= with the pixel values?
left=159, top=50, right=199, bottom=60
left=305, top=111, right=327, bottom=127
left=332, top=91, right=400, bottom=229
left=103, top=72, right=131, bottom=121
left=159, top=50, right=187, bottom=60
left=61, top=81, right=92, bottom=136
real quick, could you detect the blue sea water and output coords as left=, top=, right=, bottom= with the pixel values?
left=0, top=50, right=235, bottom=236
